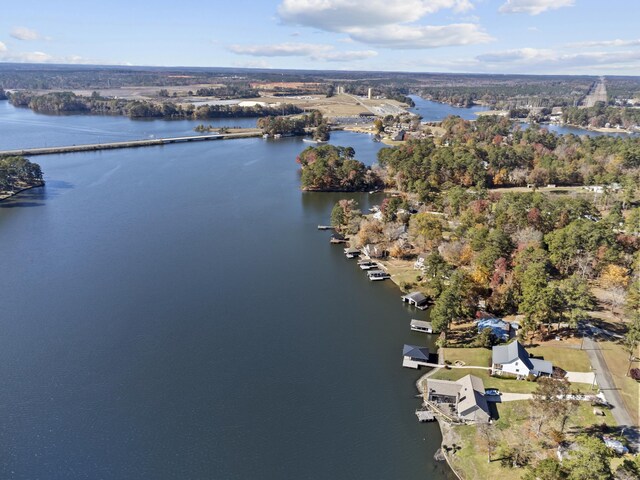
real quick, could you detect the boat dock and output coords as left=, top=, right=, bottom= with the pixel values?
left=415, top=409, right=435, bottom=422
left=0, top=130, right=263, bottom=157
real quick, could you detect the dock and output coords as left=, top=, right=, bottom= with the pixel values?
left=415, top=409, right=435, bottom=422
left=0, top=130, right=263, bottom=157
left=317, top=225, right=334, bottom=230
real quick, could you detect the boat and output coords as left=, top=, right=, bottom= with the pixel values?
left=273, top=133, right=282, bottom=139
left=358, top=261, right=378, bottom=270
left=367, top=269, right=390, bottom=281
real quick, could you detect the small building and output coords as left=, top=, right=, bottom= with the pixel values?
left=492, top=341, right=553, bottom=379
left=392, top=129, right=406, bottom=141
left=477, top=318, right=511, bottom=342
left=410, top=319, right=433, bottom=333
left=402, top=292, right=429, bottom=310
left=426, top=374, right=491, bottom=423
left=362, top=243, right=386, bottom=259
left=402, top=344, right=431, bottom=369
left=344, top=247, right=360, bottom=258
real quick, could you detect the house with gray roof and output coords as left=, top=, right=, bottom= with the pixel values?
left=492, top=340, right=553, bottom=379
left=401, top=292, right=429, bottom=310
left=426, top=374, right=491, bottom=423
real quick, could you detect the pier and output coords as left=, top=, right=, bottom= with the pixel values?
left=0, top=130, right=263, bottom=157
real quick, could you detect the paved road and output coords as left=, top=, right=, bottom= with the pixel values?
left=583, top=336, right=639, bottom=451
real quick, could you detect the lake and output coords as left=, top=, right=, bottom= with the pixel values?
left=0, top=101, right=452, bottom=480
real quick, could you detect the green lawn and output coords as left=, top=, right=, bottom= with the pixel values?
left=441, top=347, right=491, bottom=367
left=526, top=345, right=592, bottom=372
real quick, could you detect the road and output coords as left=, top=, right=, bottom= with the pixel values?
left=583, top=335, right=639, bottom=451
left=0, top=130, right=263, bottom=157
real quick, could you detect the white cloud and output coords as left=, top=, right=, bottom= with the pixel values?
left=349, top=23, right=492, bottom=49
left=499, top=0, right=574, bottom=15
left=277, top=0, right=490, bottom=49
left=10, top=26, right=43, bottom=41
left=278, top=0, right=474, bottom=30
left=568, top=39, right=640, bottom=48
left=0, top=41, right=6, bottom=52
left=228, top=42, right=377, bottom=62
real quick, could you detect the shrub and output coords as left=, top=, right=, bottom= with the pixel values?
left=630, top=368, right=640, bottom=381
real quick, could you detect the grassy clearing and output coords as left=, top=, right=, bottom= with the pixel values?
left=447, top=400, right=618, bottom=480
left=600, top=340, right=640, bottom=426
left=526, top=345, right=592, bottom=372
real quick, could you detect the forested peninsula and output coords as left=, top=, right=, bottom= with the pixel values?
left=0, top=156, right=45, bottom=200
left=8, top=91, right=303, bottom=119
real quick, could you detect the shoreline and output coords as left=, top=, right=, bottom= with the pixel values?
left=0, top=181, right=45, bottom=201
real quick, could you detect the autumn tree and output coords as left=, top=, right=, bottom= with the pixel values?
left=409, top=213, right=444, bottom=251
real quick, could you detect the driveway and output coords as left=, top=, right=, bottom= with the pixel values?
left=566, top=371, right=597, bottom=385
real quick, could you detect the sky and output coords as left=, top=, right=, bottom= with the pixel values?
left=1, top=0, right=639, bottom=75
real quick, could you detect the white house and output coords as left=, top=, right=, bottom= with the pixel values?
left=492, top=341, right=553, bottom=379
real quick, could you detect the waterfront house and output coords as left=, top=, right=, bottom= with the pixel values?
left=426, top=374, right=491, bottom=423
left=362, top=243, right=386, bottom=259
left=402, top=292, right=429, bottom=310
left=402, top=344, right=430, bottom=368
left=410, top=320, right=433, bottom=333
left=492, top=341, right=553, bottom=379
left=476, top=317, right=511, bottom=342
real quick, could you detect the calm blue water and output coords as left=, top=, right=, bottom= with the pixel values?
left=408, top=94, right=489, bottom=121
left=0, top=102, right=451, bottom=480
left=0, top=101, right=258, bottom=150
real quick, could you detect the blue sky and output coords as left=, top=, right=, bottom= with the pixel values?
left=1, top=0, right=639, bottom=74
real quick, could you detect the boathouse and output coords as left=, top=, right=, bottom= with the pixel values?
left=410, top=320, right=433, bottom=333
left=402, top=292, right=429, bottom=310
left=402, top=344, right=431, bottom=369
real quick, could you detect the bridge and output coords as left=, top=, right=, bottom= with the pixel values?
left=0, top=129, right=264, bottom=157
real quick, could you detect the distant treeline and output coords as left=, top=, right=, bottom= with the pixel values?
left=0, top=156, right=44, bottom=196
left=194, top=85, right=258, bottom=98
left=562, top=103, right=640, bottom=128
left=0, top=87, right=7, bottom=100
left=8, top=91, right=303, bottom=119
left=418, top=82, right=592, bottom=109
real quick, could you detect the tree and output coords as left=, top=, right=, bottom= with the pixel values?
left=529, top=377, right=576, bottom=435
left=558, top=274, right=596, bottom=329
left=523, top=458, right=567, bottom=480
left=373, top=118, right=384, bottom=134
left=313, top=122, right=330, bottom=142
left=409, top=213, right=444, bottom=251
left=430, top=271, right=476, bottom=332
left=564, top=435, right=612, bottom=480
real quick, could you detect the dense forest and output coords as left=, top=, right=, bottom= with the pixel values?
left=322, top=113, right=640, bottom=353
left=296, top=145, right=381, bottom=192
left=377, top=115, right=640, bottom=199
left=562, top=102, right=640, bottom=128
left=0, top=156, right=44, bottom=197
left=8, top=91, right=303, bottom=119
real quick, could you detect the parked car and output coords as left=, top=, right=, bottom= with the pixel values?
left=485, top=389, right=501, bottom=396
